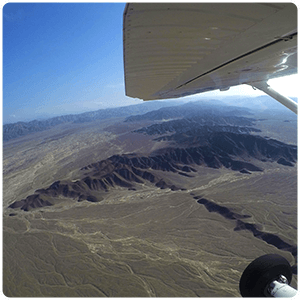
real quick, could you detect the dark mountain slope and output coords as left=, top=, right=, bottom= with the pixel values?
left=135, top=117, right=259, bottom=136
left=129, top=101, right=261, bottom=148
left=8, top=130, right=296, bottom=211
left=194, top=196, right=297, bottom=267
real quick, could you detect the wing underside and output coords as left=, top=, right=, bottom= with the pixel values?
left=123, top=3, right=297, bottom=100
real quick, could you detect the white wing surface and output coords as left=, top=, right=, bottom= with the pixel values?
left=123, top=3, right=297, bottom=100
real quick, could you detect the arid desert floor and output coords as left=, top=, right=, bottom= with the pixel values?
left=3, top=106, right=297, bottom=297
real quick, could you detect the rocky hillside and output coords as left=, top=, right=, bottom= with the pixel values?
left=194, top=196, right=297, bottom=263
left=8, top=128, right=296, bottom=211
left=7, top=100, right=297, bottom=212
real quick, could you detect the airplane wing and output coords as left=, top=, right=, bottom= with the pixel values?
left=123, top=3, right=297, bottom=101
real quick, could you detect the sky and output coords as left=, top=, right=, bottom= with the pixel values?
left=3, top=2, right=135, bottom=123
left=2, top=2, right=299, bottom=124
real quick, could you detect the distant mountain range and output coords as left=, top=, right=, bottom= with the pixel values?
left=3, top=100, right=252, bottom=142
left=8, top=103, right=297, bottom=211
left=3, top=100, right=182, bottom=141
left=219, top=95, right=298, bottom=112
left=3, top=97, right=296, bottom=142
left=125, top=100, right=251, bottom=122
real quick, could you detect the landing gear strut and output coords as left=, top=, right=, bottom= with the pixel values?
left=239, top=254, right=297, bottom=297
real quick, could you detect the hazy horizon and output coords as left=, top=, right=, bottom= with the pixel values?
left=3, top=93, right=298, bottom=125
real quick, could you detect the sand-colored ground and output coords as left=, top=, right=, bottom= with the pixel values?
left=3, top=112, right=297, bottom=297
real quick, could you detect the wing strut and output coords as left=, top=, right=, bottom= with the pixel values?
left=248, top=81, right=297, bottom=114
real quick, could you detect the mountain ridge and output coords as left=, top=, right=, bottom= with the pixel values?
left=3, top=100, right=252, bottom=142
left=125, top=101, right=252, bottom=123
left=8, top=129, right=296, bottom=212
left=3, top=100, right=182, bottom=141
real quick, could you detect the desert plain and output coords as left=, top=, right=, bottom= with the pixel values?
left=3, top=102, right=297, bottom=297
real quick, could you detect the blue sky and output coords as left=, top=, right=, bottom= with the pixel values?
left=3, top=2, right=141, bottom=123
left=2, top=2, right=299, bottom=124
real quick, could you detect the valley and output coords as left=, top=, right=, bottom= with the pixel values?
left=3, top=101, right=297, bottom=297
